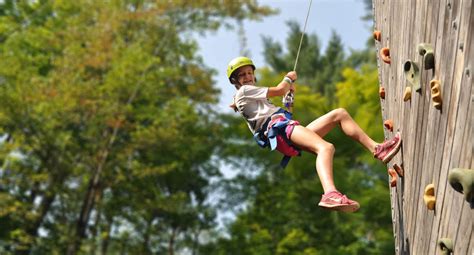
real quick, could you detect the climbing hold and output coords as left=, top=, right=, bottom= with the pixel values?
left=417, top=43, right=435, bottom=69
left=388, top=168, right=397, bottom=187
left=373, top=30, right=381, bottom=41
left=438, top=238, right=453, bottom=255
left=403, top=86, right=412, bottom=101
left=384, top=119, right=393, bottom=132
left=423, top=184, right=436, bottom=210
left=448, top=168, right=474, bottom=208
left=380, top=47, right=391, bottom=64
left=379, top=87, right=385, bottom=99
left=393, top=164, right=404, bottom=177
left=403, top=60, right=421, bottom=92
left=430, top=79, right=442, bottom=110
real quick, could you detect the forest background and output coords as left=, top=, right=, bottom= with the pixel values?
left=0, top=0, right=394, bottom=254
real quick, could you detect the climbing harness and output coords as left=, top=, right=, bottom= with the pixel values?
left=282, top=0, right=313, bottom=110
left=253, top=109, right=301, bottom=168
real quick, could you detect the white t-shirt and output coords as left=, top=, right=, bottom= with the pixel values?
left=234, top=85, right=281, bottom=134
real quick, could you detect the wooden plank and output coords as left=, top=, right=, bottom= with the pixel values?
left=411, top=1, right=441, bottom=254
left=465, top=6, right=474, bottom=252
left=408, top=1, right=434, bottom=254
left=371, top=3, right=404, bottom=252
left=442, top=0, right=472, bottom=254
left=381, top=2, right=403, bottom=252
left=388, top=2, right=412, bottom=253
left=415, top=1, right=444, bottom=254
left=424, top=0, right=463, bottom=253
left=386, top=1, right=415, bottom=253
left=410, top=4, right=443, bottom=253
left=428, top=1, right=468, bottom=254
left=452, top=70, right=473, bottom=255
left=393, top=2, right=421, bottom=253
left=450, top=1, right=473, bottom=253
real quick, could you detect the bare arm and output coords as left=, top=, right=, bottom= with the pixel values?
left=267, top=71, right=297, bottom=98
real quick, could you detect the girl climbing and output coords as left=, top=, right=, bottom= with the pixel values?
left=227, top=56, right=402, bottom=212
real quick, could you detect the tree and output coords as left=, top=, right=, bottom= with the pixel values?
left=0, top=0, right=275, bottom=254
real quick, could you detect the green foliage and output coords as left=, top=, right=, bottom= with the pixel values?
left=0, top=0, right=274, bottom=254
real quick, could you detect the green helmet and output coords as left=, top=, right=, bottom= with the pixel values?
left=226, top=56, right=255, bottom=83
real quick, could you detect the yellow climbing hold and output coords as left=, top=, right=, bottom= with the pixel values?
left=403, top=86, right=412, bottom=101
left=423, top=184, right=436, bottom=210
left=430, top=79, right=442, bottom=110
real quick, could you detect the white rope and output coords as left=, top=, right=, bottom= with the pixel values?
left=284, top=0, right=313, bottom=110
left=293, top=0, right=313, bottom=71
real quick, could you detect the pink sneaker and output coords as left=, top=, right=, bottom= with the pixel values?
left=318, top=191, right=360, bottom=212
left=374, top=132, right=402, bottom=163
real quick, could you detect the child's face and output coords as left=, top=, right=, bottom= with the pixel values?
left=235, top=65, right=255, bottom=85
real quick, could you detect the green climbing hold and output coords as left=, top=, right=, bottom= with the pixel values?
left=418, top=43, right=435, bottom=70
left=404, top=60, right=421, bottom=92
left=437, top=238, right=453, bottom=255
left=448, top=168, right=474, bottom=208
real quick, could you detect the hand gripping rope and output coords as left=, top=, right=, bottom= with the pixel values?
left=282, top=0, right=313, bottom=111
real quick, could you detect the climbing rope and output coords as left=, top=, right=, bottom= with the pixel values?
left=283, top=0, right=313, bottom=110
left=293, top=0, right=313, bottom=72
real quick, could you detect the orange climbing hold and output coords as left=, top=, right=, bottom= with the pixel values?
left=393, top=164, right=404, bottom=177
left=388, top=168, right=397, bottom=187
left=373, top=30, right=381, bottom=41
left=423, top=184, right=436, bottom=210
left=379, top=87, right=385, bottom=99
left=380, top=47, right=391, bottom=64
left=384, top=119, right=393, bottom=132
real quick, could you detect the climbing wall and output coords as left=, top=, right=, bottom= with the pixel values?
left=372, top=0, right=473, bottom=254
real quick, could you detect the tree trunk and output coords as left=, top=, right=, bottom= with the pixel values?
left=101, top=221, right=112, bottom=255
left=28, top=193, right=56, bottom=235
left=67, top=76, right=140, bottom=255
left=142, top=217, right=153, bottom=254
left=67, top=159, right=105, bottom=255
left=168, top=227, right=177, bottom=255
left=90, top=196, right=103, bottom=255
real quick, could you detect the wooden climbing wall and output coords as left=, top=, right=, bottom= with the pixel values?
left=372, top=0, right=473, bottom=254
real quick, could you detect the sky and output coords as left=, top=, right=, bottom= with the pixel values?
left=194, top=0, right=371, bottom=112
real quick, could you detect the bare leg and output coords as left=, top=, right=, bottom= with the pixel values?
left=289, top=125, right=337, bottom=193
left=306, top=108, right=378, bottom=153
